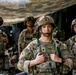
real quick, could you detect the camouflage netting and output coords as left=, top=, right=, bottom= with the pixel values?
left=0, top=0, right=76, bottom=25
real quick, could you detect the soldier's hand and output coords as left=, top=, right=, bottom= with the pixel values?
left=50, top=54, right=62, bottom=63
left=35, top=53, right=46, bottom=64
left=29, top=53, right=46, bottom=67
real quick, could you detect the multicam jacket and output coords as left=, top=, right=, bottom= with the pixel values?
left=65, top=35, right=76, bottom=56
left=18, top=28, right=34, bottom=50
left=17, top=38, right=73, bottom=75
left=65, top=35, right=76, bottom=69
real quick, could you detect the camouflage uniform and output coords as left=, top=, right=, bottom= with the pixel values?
left=65, top=35, right=76, bottom=56
left=17, top=38, right=73, bottom=75
left=65, top=19, right=76, bottom=75
left=65, top=35, right=76, bottom=75
left=18, top=29, right=34, bottom=50
left=18, top=16, right=35, bottom=54
left=17, top=15, right=73, bottom=75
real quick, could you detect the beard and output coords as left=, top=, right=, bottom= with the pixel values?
left=41, top=32, right=52, bottom=37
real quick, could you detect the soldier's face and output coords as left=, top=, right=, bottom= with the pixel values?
left=40, top=24, right=53, bottom=37
left=73, top=24, right=76, bottom=33
left=26, top=21, right=33, bottom=27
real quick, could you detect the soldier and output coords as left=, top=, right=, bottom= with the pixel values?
left=0, top=17, right=9, bottom=44
left=0, top=17, right=9, bottom=72
left=17, top=15, right=73, bottom=75
left=18, top=16, right=35, bottom=56
left=65, top=19, right=76, bottom=75
left=71, top=19, right=76, bottom=35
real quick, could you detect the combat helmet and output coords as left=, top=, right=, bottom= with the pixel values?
left=71, top=19, right=76, bottom=32
left=34, top=15, right=55, bottom=38
left=35, top=15, right=55, bottom=31
left=24, top=16, right=35, bottom=26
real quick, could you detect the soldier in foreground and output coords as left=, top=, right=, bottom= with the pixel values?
left=18, top=16, right=35, bottom=56
left=65, top=19, right=76, bottom=75
left=17, top=15, right=73, bottom=75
